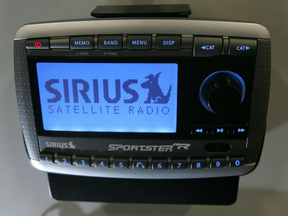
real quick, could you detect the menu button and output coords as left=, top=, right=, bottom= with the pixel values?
left=128, top=35, right=151, bottom=49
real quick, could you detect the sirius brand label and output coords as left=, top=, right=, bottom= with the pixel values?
left=36, top=63, right=178, bottom=132
left=45, top=141, right=76, bottom=149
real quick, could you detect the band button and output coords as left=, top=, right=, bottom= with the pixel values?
left=98, top=35, right=123, bottom=49
left=70, top=36, right=93, bottom=49
left=193, top=37, right=222, bottom=57
left=127, top=35, right=151, bottom=49
left=157, top=35, right=181, bottom=49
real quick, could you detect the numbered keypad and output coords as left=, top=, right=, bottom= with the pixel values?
left=40, top=153, right=245, bottom=170
left=153, top=159, right=167, bottom=170
left=192, top=159, right=206, bottom=169
left=95, top=157, right=109, bottom=168
left=172, top=159, right=187, bottom=170
left=210, top=158, right=226, bottom=168
left=114, top=158, right=128, bottom=169
left=56, top=154, right=71, bottom=165
left=75, top=156, right=90, bottom=167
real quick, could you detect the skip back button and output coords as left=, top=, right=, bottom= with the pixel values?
left=191, top=125, right=206, bottom=135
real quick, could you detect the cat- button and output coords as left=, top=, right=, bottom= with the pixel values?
left=193, top=37, right=222, bottom=57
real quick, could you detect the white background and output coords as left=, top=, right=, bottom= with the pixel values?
left=0, top=0, right=288, bottom=215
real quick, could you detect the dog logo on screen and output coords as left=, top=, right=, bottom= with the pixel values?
left=141, top=72, right=172, bottom=104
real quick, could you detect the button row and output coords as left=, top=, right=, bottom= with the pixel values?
left=191, top=124, right=249, bottom=135
left=26, top=35, right=257, bottom=57
left=40, top=154, right=245, bottom=170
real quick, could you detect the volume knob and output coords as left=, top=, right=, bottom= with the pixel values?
left=199, top=71, right=246, bottom=115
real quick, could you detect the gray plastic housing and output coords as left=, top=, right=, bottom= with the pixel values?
left=14, top=18, right=270, bottom=179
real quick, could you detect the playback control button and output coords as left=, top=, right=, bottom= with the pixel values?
left=191, top=125, right=206, bottom=135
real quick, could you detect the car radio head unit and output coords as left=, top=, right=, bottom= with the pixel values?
left=14, top=13, right=270, bottom=180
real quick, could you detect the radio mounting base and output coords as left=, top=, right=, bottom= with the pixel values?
left=91, top=4, right=192, bottom=18
left=48, top=173, right=239, bottom=205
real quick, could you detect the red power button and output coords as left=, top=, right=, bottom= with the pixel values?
left=26, top=38, right=49, bottom=49
left=34, top=41, right=42, bottom=48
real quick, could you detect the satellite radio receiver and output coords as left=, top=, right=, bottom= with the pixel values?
left=14, top=5, right=270, bottom=185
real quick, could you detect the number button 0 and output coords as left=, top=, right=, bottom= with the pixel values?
left=230, top=157, right=244, bottom=167
left=153, top=159, right=167, bottom=170
left=172, top=159, right=187, bottom=170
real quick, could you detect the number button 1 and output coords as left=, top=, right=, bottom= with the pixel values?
left=172, top=159, right=187, bottom=170
left=153, top=159, right=167, bottom=170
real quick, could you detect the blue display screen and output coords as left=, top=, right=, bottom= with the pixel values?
left=36, top=63, right=178, bottom=133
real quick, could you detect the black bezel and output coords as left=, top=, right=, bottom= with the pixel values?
left=27, top=53, right=255, bottom=140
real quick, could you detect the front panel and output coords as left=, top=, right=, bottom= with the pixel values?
left=14, top=18, right=270, bottom=179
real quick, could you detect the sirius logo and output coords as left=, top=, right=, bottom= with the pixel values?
left=45, top=141, right=76, bottom=149
left=141, top=72, right=172, bottom=104
left=43, top=72, right=173, bottom=116
left=44, top=72, right=171, bottom=105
